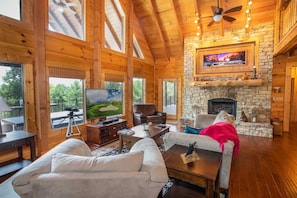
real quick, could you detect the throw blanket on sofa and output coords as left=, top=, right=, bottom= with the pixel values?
left=200, top=122, right=240, bottom=156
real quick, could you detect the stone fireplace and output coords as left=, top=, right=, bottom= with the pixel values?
left=182, top=22, right=274, bottom=138
left=208, top=98, right=237, bottom=118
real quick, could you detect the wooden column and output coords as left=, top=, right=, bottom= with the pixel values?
left=92, top=0, right=104, bottom=88
left=34, top=0, right=49, bottom=153
left=126, top=0, right=134, bottom=127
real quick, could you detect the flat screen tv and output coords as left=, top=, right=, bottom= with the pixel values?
left=85, top=89, right=123, bottom=120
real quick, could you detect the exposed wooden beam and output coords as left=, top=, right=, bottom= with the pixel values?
left=149, top=0, right=170, bottom=61
left=171, top=0, right=184, bottom=47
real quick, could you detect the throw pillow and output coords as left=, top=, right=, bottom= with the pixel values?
left=213, top=110, right=235, bottom=125
left=184, top=125, right=203, bottom=134
left=51, top=150, right=144, bottom=173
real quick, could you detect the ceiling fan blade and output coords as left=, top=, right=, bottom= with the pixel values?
left=223, top=15, right=236, bottom=22
left=207, top=20, right=215, bottom=26
left=223, top=6, right=242, bottom=14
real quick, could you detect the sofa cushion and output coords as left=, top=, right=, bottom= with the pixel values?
left=184, top=125, right=203, bottom=134
left=12, top=139, right=92, bottom=188
left=51, top=151, right=144, bottom=173
left=195, top=114, right=217, bottom=128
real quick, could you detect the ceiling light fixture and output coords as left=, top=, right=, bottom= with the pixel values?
left=213, top=15, right=223, bottom=22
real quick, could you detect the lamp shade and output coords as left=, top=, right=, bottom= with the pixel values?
left=213, top=15, right=223, bottom=22
left=0, top=96, right=11, bottom=112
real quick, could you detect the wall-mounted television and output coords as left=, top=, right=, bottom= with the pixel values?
left=85, top=89, right=123, bottom=120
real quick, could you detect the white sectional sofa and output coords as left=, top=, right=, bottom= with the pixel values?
left=12, top=138, right=168, bottom=198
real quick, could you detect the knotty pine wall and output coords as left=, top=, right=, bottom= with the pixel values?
left=272, top=0, right=297, bottom=131
left=271, top=53, right=297, bottom=132
left=0, top=0, right=156, bottom=159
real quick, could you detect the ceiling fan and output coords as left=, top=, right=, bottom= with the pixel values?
left=205, top=0, right=242, bottom=26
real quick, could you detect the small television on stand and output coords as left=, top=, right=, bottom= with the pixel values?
left=85, top=89, right=123, bottom=125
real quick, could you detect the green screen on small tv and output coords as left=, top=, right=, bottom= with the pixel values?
left=85, top=89, right=123, bottom=120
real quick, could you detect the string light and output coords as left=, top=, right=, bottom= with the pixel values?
left=245, top=0, right=253, bottom=32
left=194, top=10, right=202, bottom=39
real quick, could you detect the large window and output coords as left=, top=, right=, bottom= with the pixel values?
left=48, top=0, right=85, bottom=40
left=133, top=78, right=145, bottom=104
left=0, top=0, right=21, bottom=20
left=104, top=0, right=126, bottom=52
left=49, top=77, right=84, bottom=129
left=0, top=63, right=24, bottom=132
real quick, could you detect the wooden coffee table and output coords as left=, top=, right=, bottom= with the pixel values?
left=118, top=124, right=170, bottom=153
left=162, top=144, right=222, bottom=198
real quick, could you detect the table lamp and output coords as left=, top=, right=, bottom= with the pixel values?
left=0, top=96, right=12, bottom=137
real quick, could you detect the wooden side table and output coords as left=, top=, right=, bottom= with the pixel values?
left=162, top=144, right=222, bottom=198
left=0, top=130, right=36, bottom=179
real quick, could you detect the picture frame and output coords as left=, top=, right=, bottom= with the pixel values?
left=194, top=42, right=257, bottom=76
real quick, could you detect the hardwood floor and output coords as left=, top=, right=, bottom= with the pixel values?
left=165, top=122, right=297, bottom=198
left=229, top=122, right=297, bottom=198
left=1, top=123, right=297, bottom=198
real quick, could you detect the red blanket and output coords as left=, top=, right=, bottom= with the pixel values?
left=200, top=122, right=240, bottom=156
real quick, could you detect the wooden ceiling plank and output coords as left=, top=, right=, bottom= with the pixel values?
left=171, top=0, right=184, bottom=47
left=149, top=0, right=171, bottom=61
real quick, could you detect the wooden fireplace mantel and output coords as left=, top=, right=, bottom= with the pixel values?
left=190, top=79, right=263, bottom=87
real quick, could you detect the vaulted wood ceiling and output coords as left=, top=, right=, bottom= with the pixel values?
left=48, top=0, right=277, bottom=61
left=132, top=0, right=277, bottom=60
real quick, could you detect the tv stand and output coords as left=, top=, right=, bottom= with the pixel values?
left=86, top=119, right=126, bottom=146
left=98, top=117, right=120, bottom=126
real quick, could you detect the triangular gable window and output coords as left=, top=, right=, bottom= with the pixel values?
left=105, top=0, right=125, bottom=53
left=133, top=35, right=144, bottom=59
left=48, top=0, right=85, bottom=40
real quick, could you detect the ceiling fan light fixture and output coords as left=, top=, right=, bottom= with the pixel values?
left=213, top=15, right=223, bottom=22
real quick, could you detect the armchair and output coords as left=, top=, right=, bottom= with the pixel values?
left=133, top=104, right=166, bottom=126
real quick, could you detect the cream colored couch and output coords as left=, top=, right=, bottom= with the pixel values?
left=164, top=113, right=236, bottom=195
left=12, top=138, right=168, bottom=198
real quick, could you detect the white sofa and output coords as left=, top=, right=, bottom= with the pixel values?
left=12, top=138, right=168, bottom=198
left=164, top=113, right=236, bottom=195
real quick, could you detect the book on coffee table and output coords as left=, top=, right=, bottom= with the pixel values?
left=118, top=129, right=135, bottom=136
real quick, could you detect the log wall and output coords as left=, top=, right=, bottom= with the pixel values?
left=272, top=0, right=297, bottom=131
left=0, top=0, right=157, bottom=159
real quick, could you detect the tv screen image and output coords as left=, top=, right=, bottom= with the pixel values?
left=85, top=89, right=123, bottom=120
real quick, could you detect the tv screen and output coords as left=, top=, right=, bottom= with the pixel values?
left=85, top=89, right=123, bottom=120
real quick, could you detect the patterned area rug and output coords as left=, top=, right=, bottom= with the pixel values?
left=91, top=140, right=172, bottom=196
left=91, top=140, right=129, bottom=156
